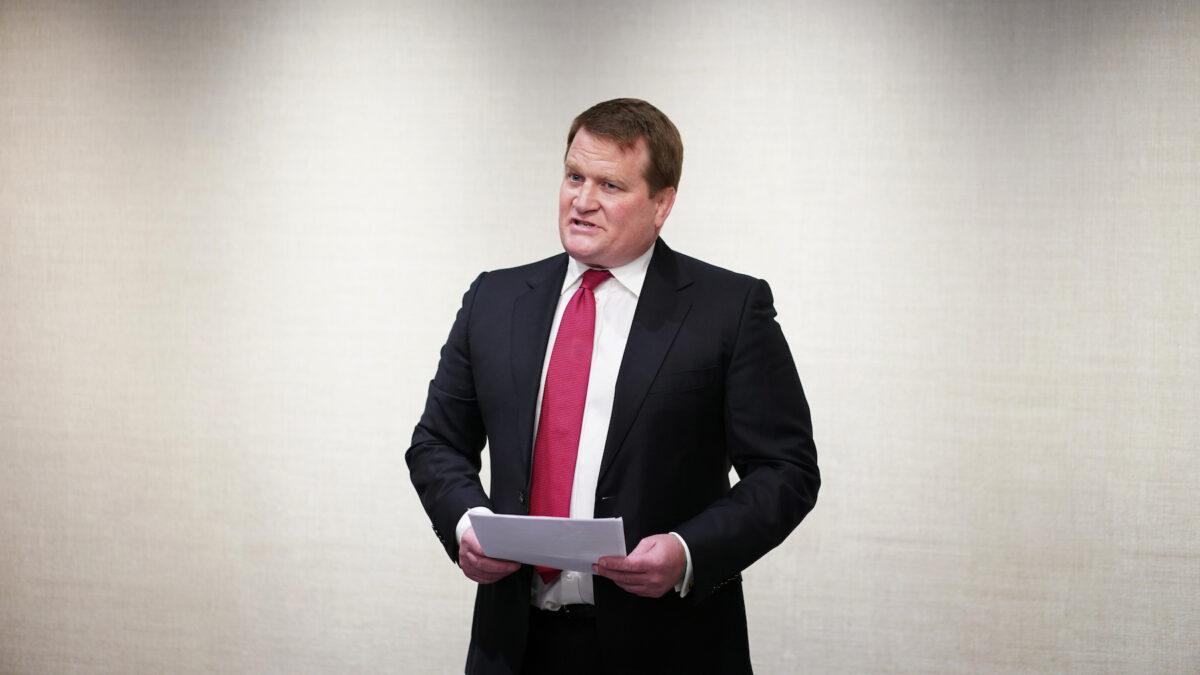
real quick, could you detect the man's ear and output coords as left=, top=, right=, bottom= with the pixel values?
left=652, top=187, right=677, bottom=230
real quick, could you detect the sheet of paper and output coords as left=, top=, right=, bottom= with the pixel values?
left=468, top=512, right=627, bottom=573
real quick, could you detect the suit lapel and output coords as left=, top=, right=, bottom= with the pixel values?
left=511, top=254, right=569, bottom=479
left=598, top=240, right=693, bottom=484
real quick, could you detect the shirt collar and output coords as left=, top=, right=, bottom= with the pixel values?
left=561, top=241, right=656, bottom=299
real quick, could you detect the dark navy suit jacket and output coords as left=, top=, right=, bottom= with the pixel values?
left=407, top=239, right=820, bottom=674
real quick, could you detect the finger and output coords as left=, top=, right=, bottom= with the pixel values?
left=460, top=551, right=485, bottom=579
left=465, top=547, right=514, bottom=573
left=616, top=575, right=670, bottom=598
left=595, top=564, right=676, bottom=595
left=476, top=556, right=520, bottom=574
left=593, top=564, right=638, bottom=580
left=462, top=544, right=488, bottom=567
left=463, top=547, right=519, bottom=574
left=461, top=549, right=500, bottom=579
left=472, top=568, right=504, bottom=583
left=628, top=537, right=657, bottom=557
left=460, top=560, right=483, bottom=582
left=460, top=531, right=486, bottom=557
left=610, top=578, right=663, bottom=598
left=605, top=536, right=660, bottom=570
left=593, top=566, right=648, bottom=586
left=460, top=530, right=516, bottom=570
left=603, top=574, right=644, bottom=592
left=462, top=558, right=514, bottom=584
left=470, top=554, right=502, bottom=573
left=597, top=555, right=645, bottom=573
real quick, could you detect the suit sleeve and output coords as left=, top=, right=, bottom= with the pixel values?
left=673, top=278, right=820, bottom=603
left=405, top=272, right=492, bottom=564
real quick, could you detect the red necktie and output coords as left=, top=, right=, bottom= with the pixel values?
left=529, top=268, right=612, bottom=583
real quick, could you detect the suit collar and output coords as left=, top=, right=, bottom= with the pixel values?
left=511, top=253, right=569, bottom=490
left=560, top=241, right=657, bottom=299
left=598, top=238, right=693, bottom=485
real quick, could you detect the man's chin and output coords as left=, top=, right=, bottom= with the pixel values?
left=561, top=235, right=607, bottom=266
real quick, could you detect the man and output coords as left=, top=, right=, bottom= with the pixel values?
left=407, top=98, right=819, bottom=674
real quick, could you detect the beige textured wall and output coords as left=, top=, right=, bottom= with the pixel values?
left=1, top=1, right=1196, bottom=672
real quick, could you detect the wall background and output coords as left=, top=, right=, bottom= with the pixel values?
left=2, top=1, right=1196, bottom=672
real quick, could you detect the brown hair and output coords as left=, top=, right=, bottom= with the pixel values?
left=566, top=98, right=683, bottom=196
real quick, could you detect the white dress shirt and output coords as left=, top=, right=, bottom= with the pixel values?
left=457, top=242, right=693, bottom=608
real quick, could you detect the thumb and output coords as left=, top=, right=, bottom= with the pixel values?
left=627, top=536, right=658, bottom=559
left=461, top=528, right=483, bottom=555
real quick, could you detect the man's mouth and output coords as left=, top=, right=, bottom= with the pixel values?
left=571, top=218, right=598, bottom=229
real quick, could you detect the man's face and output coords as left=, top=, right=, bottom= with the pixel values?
left=558, top=128, right=676, bottom=269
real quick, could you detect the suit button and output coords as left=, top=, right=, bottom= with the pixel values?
left=518, top=490, right=526, bottom=505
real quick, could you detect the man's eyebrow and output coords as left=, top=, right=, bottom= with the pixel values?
left=563, top=163, right=623, bottom=183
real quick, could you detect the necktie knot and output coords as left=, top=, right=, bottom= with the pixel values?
left=580, top=269, right=612, bottom=292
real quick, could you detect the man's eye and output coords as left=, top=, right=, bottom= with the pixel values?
left=603, top=182, right=620, bottom=190
left=568, top=173, right=583, bottom=182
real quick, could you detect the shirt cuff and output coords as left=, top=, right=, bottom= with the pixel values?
left=668, top=531, right=694, bottom=597
left=456, top=506, right=494, bottom=546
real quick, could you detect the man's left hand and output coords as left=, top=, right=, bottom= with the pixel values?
left=593, top=533, right=685, bottom=598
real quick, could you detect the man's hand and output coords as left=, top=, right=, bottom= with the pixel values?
left=593, top=533, right=685, bottom=598
left=458, top=527, right=520, bottom=584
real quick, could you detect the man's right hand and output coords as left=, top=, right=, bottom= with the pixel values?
left=458, top=527, right=521, bottom=584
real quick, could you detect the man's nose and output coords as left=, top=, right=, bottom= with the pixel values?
left=574, top=181, right=599, bottom=211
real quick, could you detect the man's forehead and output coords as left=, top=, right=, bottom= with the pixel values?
left=566, top=130, right=649, bottom=172
left=570, top=129, right=647, bottom=154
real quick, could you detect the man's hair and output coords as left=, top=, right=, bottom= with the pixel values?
left=566, top=98, right=683, bottom=196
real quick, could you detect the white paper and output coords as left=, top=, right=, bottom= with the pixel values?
left=468, top=513, right=627, bottom=573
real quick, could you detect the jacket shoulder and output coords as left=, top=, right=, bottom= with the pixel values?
left=667, top=248, right=763, bottom=305
left=672, top=250, right=756, bottom=283
left=450, top=252, right=566, bottom=305
left=478, top=252, right=566, bottom=288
